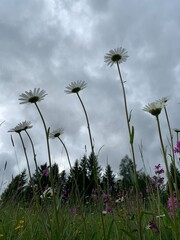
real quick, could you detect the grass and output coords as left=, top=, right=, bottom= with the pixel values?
left=0, top=193, right=179, bottom=240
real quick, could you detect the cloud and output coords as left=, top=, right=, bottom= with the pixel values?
left=0, top=0, right=180, bottom=193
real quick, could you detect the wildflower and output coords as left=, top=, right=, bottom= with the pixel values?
left=115, top=196, right=124, bottom=203
left=156, top=214, right=165, bottom=218
left=102, top=210, right=107, bottom=215
left=157, top=96, right=169, bottom=105
left=139, top=192, right=143, bottom=198
left=157, top=177, right=164, bottom=186
left=173, top=128, right=180, bottom=133
left=8, top=121, right=32, bottom=133
left=65, top=80, right=87, bottom=94
left=105, top=204, right=112, bottom=213
left=19, top=88, right=47, bottom=104
left=146, top=188, right=150, bottom=193
left=40, top=187, right=53, bottom=199
left=143, top=100, right=165, bottom=116
left=155, top=164, right=164, bottom=175
left=43, top=168, right=49, bottom=177
left=167, top=196, right=179, bottom=217
left=102, top=193, right=109, bottom=203
left=174, top=141, right=180, bottom=153
left=49, top=128, right=64, bottom=139
left=70, top=207, right=77, bottom=216
left=146, top=220, right=159, bottom=234
left=104, top=47, right=129, bottom=67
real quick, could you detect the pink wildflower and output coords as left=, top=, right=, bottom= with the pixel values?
left=105, top=204, right=112, bottom=213
left=70, top=207, right=77, bottom=216
left=167, top=196, right=179, bottom=217
left=43, top=168, right=49, bottom=177
left=174, top=141, right=180, bottom=153
left=102, top=193, right=109, bottom=203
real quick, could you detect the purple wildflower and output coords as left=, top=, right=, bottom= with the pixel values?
left=174, top=141, right=180, bottom=154
left=146, top=220, right=159, bottom=234
left=167, top=196, right=179, bottom=218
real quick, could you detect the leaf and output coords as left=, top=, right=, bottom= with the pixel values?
left=10, top=135, right=15, bottom=147
left=128, top=110, right=132, bottom=122
left=4, top=161, right=7, bottom=171
left=130, top=126, right=134, bottom=144
left=119, top=228, right=136, bottom=240
left=107, top=219, right=114, bottom=239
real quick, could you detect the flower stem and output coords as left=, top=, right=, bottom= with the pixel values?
left=164, top=106, right=179, bottom=200
left=116, top=62, right=142, bottom=240
left=34, top=102, right=60, bottom=231
left=18, top=132, right=32, bottom=181
left=76, top=92, right=94, bottom=155
left=155, top=115, right=177, bottom=238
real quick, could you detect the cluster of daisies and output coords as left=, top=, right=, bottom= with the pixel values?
left=8, top=47, right=178, bottom=143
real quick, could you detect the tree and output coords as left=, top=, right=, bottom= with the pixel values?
left=102, top=164, right=115, bottom=194
left=1, top=170, right=28, bottom=204
left=119, top=155, right=134, bottom=191
left=86, top=152, right=102, bottom=194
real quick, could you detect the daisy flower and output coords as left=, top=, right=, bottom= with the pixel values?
left=49, top=128, right=64, bottom=139
left=157, top=96, right=169, bottom=105
left=8, top=121, right=33, bottom=133
left=65, top=80, right=87, bottom=94
left=104, top=47, right=129, bottom=67
left=19, top=88, right=47, bottom=104
left=143, top=100, right=165, bottom=116
left=173, top=128, right=180, bottom=133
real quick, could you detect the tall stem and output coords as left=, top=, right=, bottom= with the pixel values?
left=116, top=63, right=142, bottom=240
left=34, top=103, right=52, bottom=168
left=34, top=102, right=60, bottom=231
left=155, top=116, right=176, bottom=230
left=164, top=106, right=179, bottom=199
left=25, top=130, right=43, bottom=195
left=76, top=92, right=94, bottom=155
left=76, top=92, right=105, bottom=238
left=18, top=132, right=32, bottom=181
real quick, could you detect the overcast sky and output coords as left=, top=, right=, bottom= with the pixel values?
left=0, top=0, right=180, bottom=192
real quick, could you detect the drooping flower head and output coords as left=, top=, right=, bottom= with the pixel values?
left=104, top=47, right=129, bottom=67
left=157, top=96, right=169, bottom=105
left=49, top=128, right=64, bottom=139
left=173, top=128, right=180, bottom=133
left=143, top=100, right=165, bottom=116
left=19, top=88, right=47, bottom=104
left=65, top=80, right=87, bottom=94
left=8, top=121, right=33, bottom=133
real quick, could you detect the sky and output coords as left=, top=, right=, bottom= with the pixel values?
left=0, top=0, right=180, bottom=193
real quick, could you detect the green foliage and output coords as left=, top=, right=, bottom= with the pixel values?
left=1, top=170, right=28, bottom=204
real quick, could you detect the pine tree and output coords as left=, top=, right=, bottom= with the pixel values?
left=1, top=170, right=28, bottom=204
left=102, top=164, right=116, bottom=195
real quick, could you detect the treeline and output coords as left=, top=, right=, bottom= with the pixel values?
left=1, top=154, right=180, bottom=204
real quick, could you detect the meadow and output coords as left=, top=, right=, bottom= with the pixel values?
left=0, top=47, right=180, bottom=240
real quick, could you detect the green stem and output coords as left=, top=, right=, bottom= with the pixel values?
left=116, top=62, right=142, bottom=240
left=24, top=130, right=52, bottom=239
left=164, top=106, right=179, bottom=199
left=76, top=92, right=94, bottom=154
left=34, top=103, right=52, bottom=168
left=155, top=115, right=177, bottom=235
left=76, top=93, right=105, bottom=238
left=34, top=102, right=60, bottom=233
left=18, top=132, right=32, bottom=180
